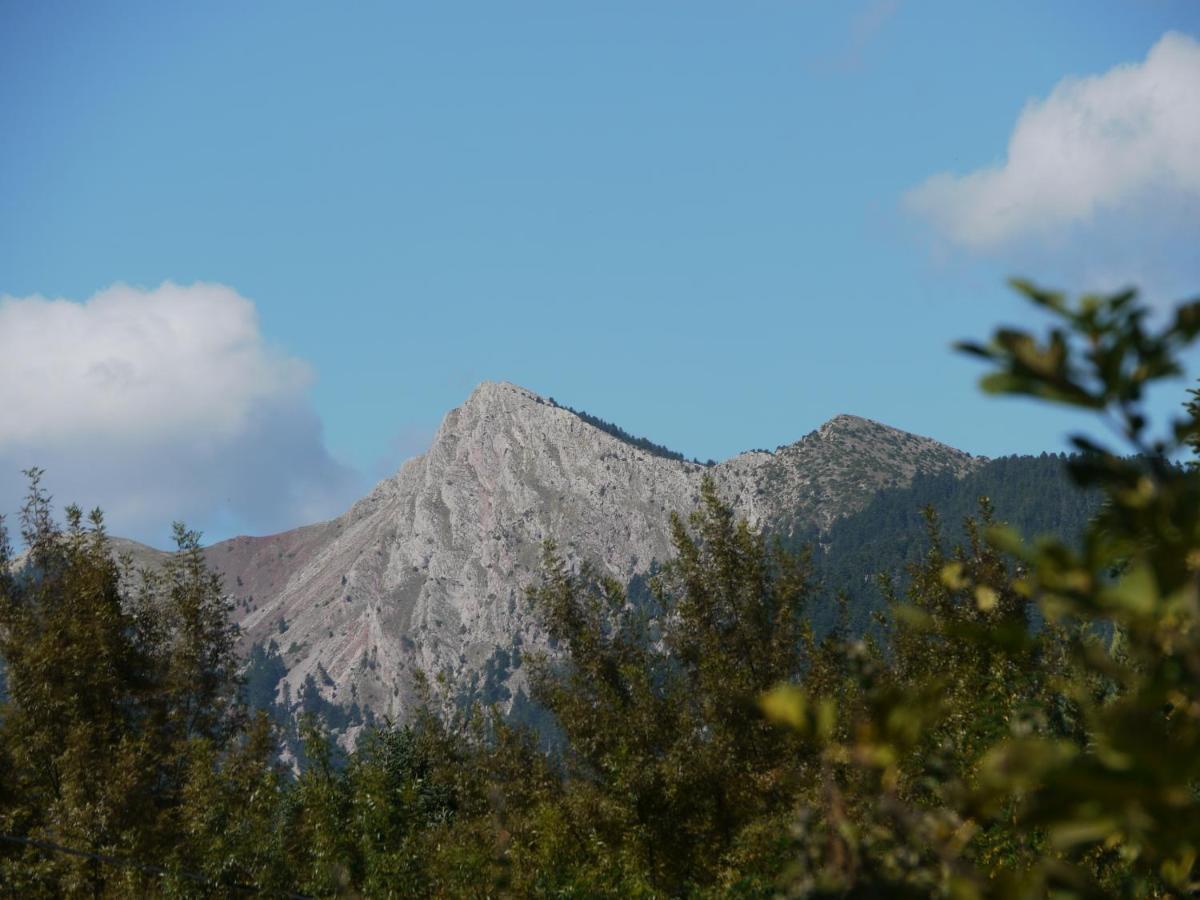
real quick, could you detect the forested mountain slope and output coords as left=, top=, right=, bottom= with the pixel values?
left=798, top=453, right=1101, bottom=634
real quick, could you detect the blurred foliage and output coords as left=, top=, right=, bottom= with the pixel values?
left=763, top=280, right=1200, bottom=897
left=1, top=279, right=1197, bottom=896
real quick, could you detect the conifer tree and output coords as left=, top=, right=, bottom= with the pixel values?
left=0, top=471, right=161, bottom=894
left=0, top=471, right=284, bottom=896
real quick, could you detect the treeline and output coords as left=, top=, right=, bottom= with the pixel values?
left=550, top=398, right=717, bottom=466
left=2, top=282, right=1200, bottom=897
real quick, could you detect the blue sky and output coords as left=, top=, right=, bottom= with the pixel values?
left=2, top=1, right=1199, bottom=545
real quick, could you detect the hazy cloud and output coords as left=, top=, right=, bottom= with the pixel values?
left=818, top=0, right=900, bottom=74
left=0, top=282, right=361, bottom=546
left=904, top=32, right=1200, bottom=301
left=847, top=1, right=900, bottom=67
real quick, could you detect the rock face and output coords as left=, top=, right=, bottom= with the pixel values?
left=205, top=382, right=980, bottom=724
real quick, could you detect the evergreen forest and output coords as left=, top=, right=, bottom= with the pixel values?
left=798, top=452, right=1103, bottom=636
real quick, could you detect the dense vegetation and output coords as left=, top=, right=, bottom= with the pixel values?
left=798, top=453, right=1102, bottom=636
left=243, top=639, right=374, bottom=764
left=1, top=280, right=1199, bottom=897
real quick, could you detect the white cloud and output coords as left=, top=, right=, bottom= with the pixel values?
left=0, top=282, right=361, bottom=545
left=906, top=31, right=1200, bottom=254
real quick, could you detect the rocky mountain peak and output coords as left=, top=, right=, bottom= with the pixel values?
left=715, top=413, right=981, bottom=535
left=430, top=381, right=557, bottom=448
left=189, top=382, right=987, bottom=737
left=17, top=379, right=992, bottom=746
left=462, top=380, right=548, bottom=412
left=815, top=413, right=878, bottom=437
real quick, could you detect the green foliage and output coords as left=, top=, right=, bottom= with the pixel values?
left=516, top=476, right=819, bottom=894
left=1186, top=382, right=1200, bottom=467
left=0, top=471, right=280, bottom=895
left=763, top=280, right=1200, bottom=897
left=953, top=282, right=1200, bottom=895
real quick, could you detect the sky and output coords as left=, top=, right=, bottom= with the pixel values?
left=2, top=1, right=1199, bottom=546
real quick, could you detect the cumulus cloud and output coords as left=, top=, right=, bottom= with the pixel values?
left=905, top=32, right=1200, bottom=301
left=0, top=282, right=361, bottom=546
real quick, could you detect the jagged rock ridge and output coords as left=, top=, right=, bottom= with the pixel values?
left=197, top=382, right=979, bottom=727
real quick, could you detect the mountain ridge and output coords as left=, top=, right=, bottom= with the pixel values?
left=207, top=381, right=979, bottom=733
left=27, top=381, right=982, bottom=736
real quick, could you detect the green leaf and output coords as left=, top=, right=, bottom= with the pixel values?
left=760, top=684, right=807, bottom=730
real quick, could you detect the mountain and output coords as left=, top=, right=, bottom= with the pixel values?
left=189, top=381, right=979, bottom=733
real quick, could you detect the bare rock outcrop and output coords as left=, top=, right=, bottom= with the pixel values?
left=208, top=382, right=980, bottom=723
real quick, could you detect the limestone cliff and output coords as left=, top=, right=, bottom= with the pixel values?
left=208, top=382, right=979, bottom=723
